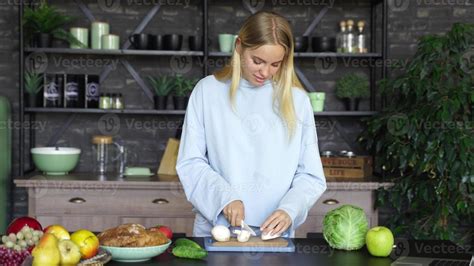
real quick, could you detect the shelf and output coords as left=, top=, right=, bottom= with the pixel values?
left=24, top=48, right=204, bottom=56
left=25, top=108, right=377, bottom=116
left=25, top=108, right=186, bottom=115
left=209, top=51, right=382, bottom=58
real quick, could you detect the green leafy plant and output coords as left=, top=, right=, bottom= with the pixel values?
left=24, top=71, right=43, bottom=95
left=336, top=73, right=370, bottom=99
left=23, top=2, right=84, bottom=47
left=359, top=23, right=474, bottom=245
left=148, top=76, right=175, bottom=96
left=173, top=75, right=197, bottom=97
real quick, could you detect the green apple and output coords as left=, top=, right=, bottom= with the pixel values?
left=365, top=226, right=394, bottom=257
left=58, top=239, right=82, bottom=265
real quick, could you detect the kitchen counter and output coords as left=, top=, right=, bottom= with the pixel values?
left=14, top=173, right=392, bottom=237
left=103, top=237, right=471, bottom=266
left=14, top=173, right=393, bottom=190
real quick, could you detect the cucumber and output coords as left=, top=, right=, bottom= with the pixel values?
left=172, top=246, right=208, bottom=260
left=174, top=238, right=202, bottom=249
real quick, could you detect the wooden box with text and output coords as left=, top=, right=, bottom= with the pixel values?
left=321, top=156, right=373, bottom=178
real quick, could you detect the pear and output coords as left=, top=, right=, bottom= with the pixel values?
left=32, top=233, right=61, bottom=266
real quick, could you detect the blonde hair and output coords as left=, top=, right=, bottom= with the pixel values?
left=214, top=11, right=304, bottom=141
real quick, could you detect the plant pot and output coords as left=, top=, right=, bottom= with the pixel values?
left=154, top=95, right=167, bottom=110
left=163, top=34, right=183, bottom=51
left=294, top=36, right=308, bottom=52
left=173, top=96, right=188, bottom=110
left=312, top=36, right=336, bottom=52
left=342, top=98, right=361, bottom=111
left=52, top=38, right=68, bottom=48
left=26, top=93, right=42, bottom=107
left=34, top=33, right=52, bottom=48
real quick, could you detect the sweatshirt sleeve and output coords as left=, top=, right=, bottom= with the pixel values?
left=176, top=80, right=241, bottom=226
left=277, top=96, right=327, bottom=230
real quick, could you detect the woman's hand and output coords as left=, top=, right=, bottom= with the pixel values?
left=223, top=200, right=245, bottom=227
left=260, top=210, right=292, bottom=236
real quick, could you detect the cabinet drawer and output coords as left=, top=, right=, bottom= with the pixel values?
left=121, top=217, right=195, bottom=237
left=309, top=190, right=374, bottom=215
left=35, top=189, right=194, bottom=216
left=36, top=215, right=121, bottom=232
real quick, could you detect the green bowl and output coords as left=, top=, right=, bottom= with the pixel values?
left=31, top=147, right=81, bottom=175
left=100, top=241, right=172, bottom=262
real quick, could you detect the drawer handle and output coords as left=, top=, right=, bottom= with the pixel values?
left=323, top=199, right=339, bottom=205
left=152, top=198, right=169, bottom=204
left=68, top=197, right=86, bottom=204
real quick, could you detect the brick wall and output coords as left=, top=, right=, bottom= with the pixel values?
left=1, top=0, right=472, bottom=224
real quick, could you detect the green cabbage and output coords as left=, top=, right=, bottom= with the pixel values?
left=322, top=205, right=369, bottom=250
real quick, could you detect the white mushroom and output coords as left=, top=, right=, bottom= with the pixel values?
left=261, top=231, right=281, bottom=240
left=211, top=225, right=231, bottom=242
left=237, top=230, right=251, bottom=242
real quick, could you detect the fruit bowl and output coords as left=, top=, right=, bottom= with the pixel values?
left=100, top=241, right=172, bottom=262
left=31, top=147, right=81, bottom=175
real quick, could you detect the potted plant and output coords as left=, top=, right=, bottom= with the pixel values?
left=23, top=2, right=83, bottom=48
left=173, top=76, right=197, bottom=110
left=335, top=73, right=369, bottom=111
left=359, top=23, right=474, bottom=245
left=24, top=71, right=43, bottom=107
left=148, top=76, right=175, bottom=110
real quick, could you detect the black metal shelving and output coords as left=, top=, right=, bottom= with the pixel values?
left=18, top=0, right=388, bottom=176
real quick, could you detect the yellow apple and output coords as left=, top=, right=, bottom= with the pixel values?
left=44, top=224, right=70, bottom=240
left=32, top=233, right=61, bottom=266
left=58, top=239, right=82, bottom=265
left=71, top=229, right=99, bottom=259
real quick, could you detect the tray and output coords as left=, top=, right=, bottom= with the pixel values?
left=204, top=237, right=295, bottom=252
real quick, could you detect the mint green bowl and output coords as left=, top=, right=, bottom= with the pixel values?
left=100, top=241, right=172, bottom=262
left=31, top=147, right=81, bottom=175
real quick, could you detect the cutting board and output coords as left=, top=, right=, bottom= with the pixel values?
left=204, top=237, right=295, bottom=252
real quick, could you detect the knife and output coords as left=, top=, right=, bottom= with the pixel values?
left=240, top=220, right=257, bottom=236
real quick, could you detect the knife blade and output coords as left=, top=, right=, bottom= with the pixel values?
left=240, top=220, right=257, bottom=236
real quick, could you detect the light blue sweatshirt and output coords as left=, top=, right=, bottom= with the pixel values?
left=176, top=75, right=327, bottom=237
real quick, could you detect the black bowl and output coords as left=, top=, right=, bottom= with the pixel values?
left=294, top=36, right=309, bottom=52
left=312, top=36, right=336, bottom=52
left=163, top=34, right=183, bottom=51
left=188, top=36, right=203, bottom=51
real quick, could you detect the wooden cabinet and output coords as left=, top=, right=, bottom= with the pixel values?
left=15, top=174, right=391, bottom=237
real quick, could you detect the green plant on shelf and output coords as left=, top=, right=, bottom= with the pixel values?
left=359, top=23, right=474, bottom=245
left=148, top=76, right=175, bottom=96
left=335, top=73, right=370, bottom=99
left=24, top=71, right=43, bottom=95
left=173, top=75, right=197, bottom=97
left=23, top=1, right=85, bottom=47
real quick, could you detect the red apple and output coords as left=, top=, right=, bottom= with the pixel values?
left=149, top=225, right=173, bottom=239
left=6, top=216, right=42, bottom=234
left=44, top=225, right=70, bottom=240
left=71, top=229, right=99, bottom=259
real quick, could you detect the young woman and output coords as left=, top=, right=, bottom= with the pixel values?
left=176, top=11, right=327, bottom=238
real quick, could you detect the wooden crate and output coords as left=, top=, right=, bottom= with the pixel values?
left=321, top=156, right=373, bottom=178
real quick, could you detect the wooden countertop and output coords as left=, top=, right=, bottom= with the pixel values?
left=14, top=173, right=392, bottom=191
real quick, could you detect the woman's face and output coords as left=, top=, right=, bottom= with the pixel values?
left=237, top=40, right=286, bottom=87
